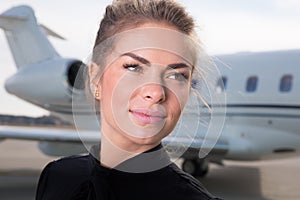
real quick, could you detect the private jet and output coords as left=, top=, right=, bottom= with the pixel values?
left=1, top=5, right=300, bottom=177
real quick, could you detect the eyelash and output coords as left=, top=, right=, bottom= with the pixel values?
left=168, top=72, right=190, bottom=81
left=123, top=63, right=143, bottom=73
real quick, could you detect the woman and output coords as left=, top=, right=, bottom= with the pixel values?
left=36, top=0, right=223, bottom=199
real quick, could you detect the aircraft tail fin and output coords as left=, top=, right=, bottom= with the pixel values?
left=0, top=5, right=64, bottom=69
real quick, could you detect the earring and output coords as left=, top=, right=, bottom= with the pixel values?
left=95, top=90, right=99, bottom=98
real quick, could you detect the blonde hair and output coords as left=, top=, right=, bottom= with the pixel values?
left=86, top=0, right=203, bottom=104
left=92, top=0, right=196, bottom=64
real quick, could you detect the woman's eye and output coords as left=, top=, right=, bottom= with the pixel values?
left=123, top=64, right=143, bottom=73
left=168, top=72, right=189, bottom=82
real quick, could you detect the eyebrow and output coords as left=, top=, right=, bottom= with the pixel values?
left=122, top=53, right=150, bottom=66
left=167, top=63, right=192, bottom=70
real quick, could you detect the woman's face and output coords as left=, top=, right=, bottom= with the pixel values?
left=93, top=24, right=193, bottom=150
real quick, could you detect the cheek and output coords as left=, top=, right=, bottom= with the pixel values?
left=168, top=96, right=182, bottom=123
left=100, top=67, right=137, bottom=102
left=104, top=73, right=142, bottom=119
left=112, top=75, right=141, bottom=105
left=166, top=86, right=190, bottom=114
left=99, top=69, right=124, bottom=117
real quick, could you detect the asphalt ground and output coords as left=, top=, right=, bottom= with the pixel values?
left=0, top=139, right=299, bottom=200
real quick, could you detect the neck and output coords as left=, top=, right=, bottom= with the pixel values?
left=100, top=134, right=134, bottom=168
left=100, top=132, right=159, bottom=168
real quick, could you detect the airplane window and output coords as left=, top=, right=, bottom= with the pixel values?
left=246, top=76, right=258, bottom=92
left=191, top=79, right=199, bottom=89
left=280, top=74, right=293, bottom=92
left=216, top=76, right=227, bottom=93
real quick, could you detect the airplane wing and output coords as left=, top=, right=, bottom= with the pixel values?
left=0, top=125, right=99, bottom=143
left=0, top=125, right=101, bottom=156
left=162, top=135, right=229, bottom=160
left=0, top=125, right=228, bottom=158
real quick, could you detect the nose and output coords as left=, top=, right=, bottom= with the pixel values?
left=140, top=83, right=166, bottom=104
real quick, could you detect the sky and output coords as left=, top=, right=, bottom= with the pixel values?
left=0, top=0, right=300, bottom=117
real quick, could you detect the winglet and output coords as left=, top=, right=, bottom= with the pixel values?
left=40, top=24, right=66, bottom=40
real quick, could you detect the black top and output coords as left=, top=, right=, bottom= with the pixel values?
left=36, top=144, right=222, bottom=200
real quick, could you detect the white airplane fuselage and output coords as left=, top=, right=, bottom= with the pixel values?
left=215, top=50, right=300, bottom=160
left=6, top=49, right=300, bottom=161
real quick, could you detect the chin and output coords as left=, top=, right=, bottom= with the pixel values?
left=127, top=134, right=162, bottom=147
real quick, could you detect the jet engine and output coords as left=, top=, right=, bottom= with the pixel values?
left=4, top=58, right=87, bottom=107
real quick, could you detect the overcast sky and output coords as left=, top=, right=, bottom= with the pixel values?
left=1, top=0, right=300, bottom=117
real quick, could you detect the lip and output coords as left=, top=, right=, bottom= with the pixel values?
left=129, top=108, right=166, bottom=124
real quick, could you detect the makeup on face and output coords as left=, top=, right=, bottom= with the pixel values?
left=98, top=25, right=194, bottom=149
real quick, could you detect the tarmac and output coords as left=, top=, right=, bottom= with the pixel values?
left=0, top=139, right=300, bottom=200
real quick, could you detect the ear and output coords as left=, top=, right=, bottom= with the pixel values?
left=89, top=62, right=102, bottom=100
